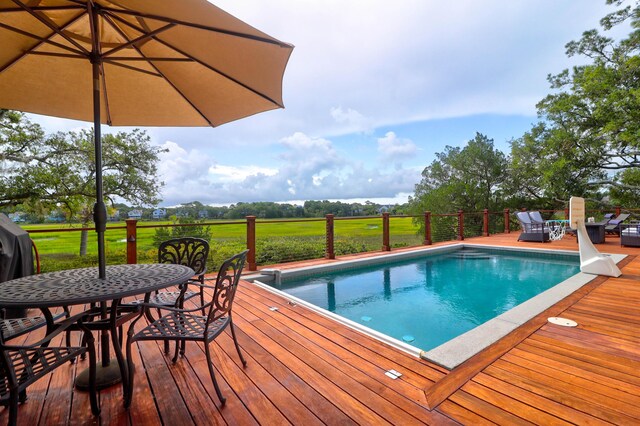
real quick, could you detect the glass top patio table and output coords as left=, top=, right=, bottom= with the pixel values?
left=0, top=263, right=194, bottom=308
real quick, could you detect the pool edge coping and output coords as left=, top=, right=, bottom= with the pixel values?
left=245, top=243, right=627, bottom=370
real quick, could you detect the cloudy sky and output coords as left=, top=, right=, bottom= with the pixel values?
left=30, top=1, right=627, bottom=206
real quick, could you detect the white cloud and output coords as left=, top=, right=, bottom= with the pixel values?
left=156, top=141, right=220, bottom=204
left=154, top=136, right=420, bottom=205
left=208, top=164, right=278, bottom=183
left=330, top=106, right=374, bottom=133
left=377, top=131, right=418, bottom=160
left=25, top=1, right=628, bottom=206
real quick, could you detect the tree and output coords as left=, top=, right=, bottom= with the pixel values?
left=1, top=111, right=164, bottom=210
left=409, top=133, right=508, bottom=214
left=517, top=0, right=640, bottom=205
left=1, top=110, right=165, bottom=253
left=506, top=123, right=606, bottom=209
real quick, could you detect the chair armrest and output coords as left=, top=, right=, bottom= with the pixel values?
left=134, top=301, right=212, bottom=314
left=2, top=311, right=91, bottom=350
left=187, top=279, right=218, bottom=290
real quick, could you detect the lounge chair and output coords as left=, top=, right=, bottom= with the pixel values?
left=605, top=213, right=631, bottom=235
left=528, top=211, right=546, bottom=224
left=515, top=211, right=549, bottom=242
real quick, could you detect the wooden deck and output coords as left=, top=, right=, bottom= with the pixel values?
left=2, top=232, right=639, bottom=425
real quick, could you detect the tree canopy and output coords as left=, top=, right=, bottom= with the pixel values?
left=418, top=0, right=640, bottom=213
left=510, top=0, right=640, bottom=207
left=0, top=110, right=165, bottom=221
left=409, top=133, right=507, bottom=214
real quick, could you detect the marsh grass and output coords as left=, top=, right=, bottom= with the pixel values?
left=25, top=217, right=424, bottom=272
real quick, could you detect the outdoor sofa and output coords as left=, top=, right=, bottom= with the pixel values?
left=620, top=223, right=640, bottom=247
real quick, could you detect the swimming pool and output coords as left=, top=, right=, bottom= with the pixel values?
left=250, top=244, right=625, bottom=368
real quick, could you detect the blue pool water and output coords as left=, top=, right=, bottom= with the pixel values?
left=268, top=248, right=580, bottom=351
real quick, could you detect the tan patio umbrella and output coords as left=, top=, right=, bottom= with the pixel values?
left=0, top=0, right=293, bottom=278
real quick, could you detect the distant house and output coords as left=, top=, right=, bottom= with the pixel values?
left=198, top=209, right=209, bottom=219
left=8, top=212, right=26, bottom=223
left=152, top=208, right=167, bottom=219
left=128, top=209, right=143, bottom=220
left=46, top=211, right=65, bottom=222
left=378, top=205, right=390, bottom=214
left=109, top=210, right=120, bottom=221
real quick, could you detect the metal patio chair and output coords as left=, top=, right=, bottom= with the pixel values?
left=133, top=238, right=209, bottom=318
left=126, top=237, right=209, bottom=356
left=0, top=240, right=71, bottom=347
left=0, top=312, right=99, bottom=426
left=125, top=250, right=248, bottom=408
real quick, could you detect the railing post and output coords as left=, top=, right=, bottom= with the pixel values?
left=325, top=214, right=335, bottom=259
left=564, top=208, right=569, bottom=220
left=382, top=212, right=390, bottom=251
left=126, top=219, right=138, bottom=264
left=483, top=209, right=490, bottom=237
left=504, top=208, right=510, bottom=234
left=424, top=211, right=432, bottom=245
left=246, top=215, right=257, bottom=271
left=457, top=210, right=464, bottom=241
left=616, top=206, right=621, bottom=217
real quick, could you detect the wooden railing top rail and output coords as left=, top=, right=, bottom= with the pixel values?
left=27, top=226, right=125, bottom=233
left=22, top=207, right=634, bottom=235
left=136, top=220, right=246, bottom=229
left=256, top=218, right=325, bottom=224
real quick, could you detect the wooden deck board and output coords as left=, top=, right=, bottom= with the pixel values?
left=437, top=232, right=640, bottom=424
left=2, top=231, right=640, bottom=424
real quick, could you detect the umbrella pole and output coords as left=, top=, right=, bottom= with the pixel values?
left=92, top=61, right=107, bottom=280
left=90, top=8, right=107, bottom=281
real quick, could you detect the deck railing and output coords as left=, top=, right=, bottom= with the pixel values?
left=24, top=206, right=632, bottom=272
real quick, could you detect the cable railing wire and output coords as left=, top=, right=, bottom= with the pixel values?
left=22, top=206, right=637, bottom=272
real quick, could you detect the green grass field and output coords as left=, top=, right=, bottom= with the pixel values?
left=24, top=217, right=426, bottom=272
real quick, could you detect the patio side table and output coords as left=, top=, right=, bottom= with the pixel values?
left=584, top=222, right=606, bottom=244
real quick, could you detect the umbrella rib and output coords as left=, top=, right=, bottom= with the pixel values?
left=87, top=1, right=113, bottom=127
left=101, top=6, right=293, bottom=49
left=102, top=23, right=176, bottom=58
left=105, top=11, right=284, bottom=108
left=0, top=5, right=84, bottom=13
left=106, top=57, right=192, bottom=62
left=155, top=37, right=284, bottom=108
left=102, top=59, right=163, bottom=77
left=28, top=51, right=86, bottom=60
left=99, top=61, right=112, bottom=126
left=0, top=21, right=86, bottom=57
left=101, top=12, right=215, bottom=126
left=10, top=0, right=90, bottom=55
left=0, top=14, right=87, bottom=74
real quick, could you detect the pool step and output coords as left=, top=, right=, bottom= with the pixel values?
left=449, top=250, right=493, bottom=260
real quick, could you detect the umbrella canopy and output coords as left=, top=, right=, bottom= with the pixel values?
left=0, top=0, right=293, bottom=126
left=0, top=0, right=293, bottom=277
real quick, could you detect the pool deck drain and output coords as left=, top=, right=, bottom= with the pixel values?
left=548, top=316, right=578, bottom=327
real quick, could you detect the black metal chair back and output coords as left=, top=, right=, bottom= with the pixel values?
left=0, top=312, right=100, bottom=425
left=125, top=249, right=250, bottom=408
left=207, top=250, right=248, bottom=325
left=158, top=237, right=209, bottom=277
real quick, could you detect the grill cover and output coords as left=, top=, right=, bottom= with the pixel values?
left=0, top=213, right=34, bottom=317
